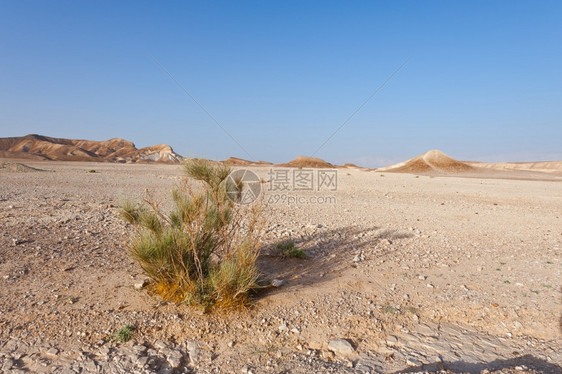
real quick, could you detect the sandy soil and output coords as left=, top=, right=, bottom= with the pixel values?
left=0, top=159, right=560, bottom=373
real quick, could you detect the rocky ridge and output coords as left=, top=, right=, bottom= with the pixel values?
left=0, top=134, right=182, bottom=163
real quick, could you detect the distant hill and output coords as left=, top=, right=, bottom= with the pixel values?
left=279, top=156, right=335, bottom=168
left=377, top=150, right=474, bottom=173
left=222, top=157, right=272, bottom=166
left=466, top=160, right=562, bottom=173
left=0, top=134, right=182, bottom=163
left=223, top=156, right=369, bottom=169
left=377, top=150, right=562, bottom=176
left=222, top=155, right=337, bottom=168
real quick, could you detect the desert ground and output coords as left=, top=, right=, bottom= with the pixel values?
left=0, top=159, right=560, bottom=373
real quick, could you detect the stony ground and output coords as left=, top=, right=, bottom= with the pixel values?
left=0, top=160, right=560, bottom=373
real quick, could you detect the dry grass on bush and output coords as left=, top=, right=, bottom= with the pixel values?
left=120, top=159, right=263, bottom=310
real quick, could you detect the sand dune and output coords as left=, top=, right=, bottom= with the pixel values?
left=0, top=134, right=182, bottom=163
left=378, top=150, right=474, bottom=173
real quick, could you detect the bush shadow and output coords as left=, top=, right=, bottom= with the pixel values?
left=255, top=225, right=413, bottom=296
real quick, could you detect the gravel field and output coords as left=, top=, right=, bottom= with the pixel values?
left=0, top=160, right=560, bottom=373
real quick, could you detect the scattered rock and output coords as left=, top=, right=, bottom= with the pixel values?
left=406, top=358, right=422, bottom=367
left=271, top=278, right=286, bottom=287
left=154, top=340, right=168, bottom=350
left=2, top=358, right=14, bottom=371
left=166, top=350, right=183, bottom=368
left=185, top=340, right=200, bottom=364
left=328, top=339, right=356, bottom=358
left=134, top=279, right=149, bottom=290
left=321, top=350, right=335, bottom=360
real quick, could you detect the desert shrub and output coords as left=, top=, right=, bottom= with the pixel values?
left=110, top=324, right=134, bottom=342
left=276, top=240, right=306, bottom=258
left=120, top=159, right=263, bottom=310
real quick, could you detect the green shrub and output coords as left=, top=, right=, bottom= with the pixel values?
left=120, top=159, right=263, bottom=310
left=276, top=240, right=306, bottom=258
left=111, top=325, right=134, bottom=343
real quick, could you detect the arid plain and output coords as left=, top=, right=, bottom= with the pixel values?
left=0, top=157, right=561, bottom=373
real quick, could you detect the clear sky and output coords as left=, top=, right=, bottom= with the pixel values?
left=1, top=1, right=561, bottom=166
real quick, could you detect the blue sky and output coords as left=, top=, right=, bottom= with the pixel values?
left=1, top=1, right=561, bottom=166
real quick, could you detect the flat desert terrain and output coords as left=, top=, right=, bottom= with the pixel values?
left=0, top=160, right=560, bottom=373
